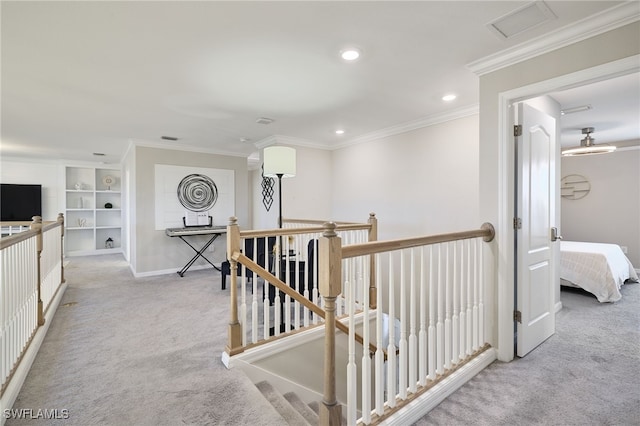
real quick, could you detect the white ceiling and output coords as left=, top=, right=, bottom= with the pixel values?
left=2, top=1, right=638, bottom=166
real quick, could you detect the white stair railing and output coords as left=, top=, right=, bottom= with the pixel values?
left=225, top=214, right=377, bottom=357
left=338, top=223, right=494, bottom=425
left=1, top=215, right=65, bottom=396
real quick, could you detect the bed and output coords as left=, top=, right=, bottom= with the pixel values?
left=560, top=241, right=639, bottom=303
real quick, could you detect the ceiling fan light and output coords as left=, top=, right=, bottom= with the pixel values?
left=561, top=145, right=617, bottom=156
left=562, top=126, right=616, bottom=156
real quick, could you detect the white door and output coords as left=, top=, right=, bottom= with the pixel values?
left=515, top=102, right=558, bottom=357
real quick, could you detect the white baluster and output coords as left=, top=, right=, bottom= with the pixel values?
left=387, top=252, right=397, bottom=407
left=409, top=248, right=417, bottom=393
left=361, top=257, right=371, bottom=424
left=263, top=277, right=270, bottom=341
left=303, top=240, right=310, bottom=328
left=419, top=246, right=427, bottom=386
left=374, top=254, right=385, bottom=416
left=473, top=238, right=479, bottom=350
left=436, top=244, right=444, bottom=375
left=444, top=242, right=451, bottom=370
left=428, top=245, right=436, bottom=381
left=294, top=251, right=300, bottom=330
left=251, top=238, right=258, bottom=344
left=399, top=250, right=407, bottom=400
left=459, top=240, right=467, bottom=360
left=240, top=258, right=247, bottom=347
left=479, top=237, right=485, bottom=346
left=452, top=240, right=459, bottom=365
left=346, top=278, right=357, bottom=426
left=466, top=239, right=473, bottom=356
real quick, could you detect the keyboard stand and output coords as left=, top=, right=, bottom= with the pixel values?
left=165, top=226, right=227, bottom=277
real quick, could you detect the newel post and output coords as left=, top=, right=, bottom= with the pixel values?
left=318, top=222, right=343, bottom=426
left=58, top=213, right=66, bottom=284
left=225, top=216, right=243, bottom=355
left=30, top=216, right=45, bottom=326
left=368, top=212, right=378, bottom=309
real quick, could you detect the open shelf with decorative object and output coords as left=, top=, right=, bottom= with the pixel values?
left=64, top=166, right=122, bottom=256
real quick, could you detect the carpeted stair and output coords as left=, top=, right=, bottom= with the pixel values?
left=256, top=380, right=347, bottom=426
left=256, top=380, right=348, bottom=425
left=256, top=381, right=313, bottom=425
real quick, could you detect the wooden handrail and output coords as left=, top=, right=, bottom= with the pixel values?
left=0, top=220, right=63, bottom=250
left=238, top=223, right=373, bottom=239
left=284, top=218, right=363, bottom=226
left=341, top=223, right=495, bottom=259
left=232, top=252, right=380, bottom=356
left=0, top=228, right=39, bottom=249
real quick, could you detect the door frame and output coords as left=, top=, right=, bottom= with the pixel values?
left=495, top=55, right=639, bottom=362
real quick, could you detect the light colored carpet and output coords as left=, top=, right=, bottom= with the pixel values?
left=7, top=254, right=640, bottom=425
left=6, top=254, right=284, bottom=425
left=415, top=283, right=640, bottom=425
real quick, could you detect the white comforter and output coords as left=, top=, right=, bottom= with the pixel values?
left=560, top=241, right=639, bottom=303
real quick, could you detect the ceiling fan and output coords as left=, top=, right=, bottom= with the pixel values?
left=561, top=127, right=617, bottom=156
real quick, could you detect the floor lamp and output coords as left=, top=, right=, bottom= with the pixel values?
left=263, top=145, right=297, bottom=265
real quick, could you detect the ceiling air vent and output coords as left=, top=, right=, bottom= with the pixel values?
left=487, top=1, right=556, bottom=39
left=161, top=136, right=179, bottom=141
left=256, top=117, right=275, bottom=125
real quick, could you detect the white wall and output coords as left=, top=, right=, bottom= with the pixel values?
left=252, top=145, right=332, bottom=230
left=561, top=146, right=640, bottom=266
left=331, top=114, right=480, bottom=240
left=0, top=158, right=64, bottom=222
left=132, top=145, right=250, bottom=275
left=479, top=21, right=640, bottom=361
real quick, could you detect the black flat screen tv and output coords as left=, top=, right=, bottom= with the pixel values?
left=1, top=184, right=42, bottom=221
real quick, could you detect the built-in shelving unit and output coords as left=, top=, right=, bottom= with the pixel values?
left=65, top=166, right=122, bottom=256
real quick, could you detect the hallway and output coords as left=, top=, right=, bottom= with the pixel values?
left=6, top=254, right=284, bottom=425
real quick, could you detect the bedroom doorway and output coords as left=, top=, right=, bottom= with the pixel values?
left=496, top=55, right=639, bottom=361
left=513, top=102, right=557, bottom=357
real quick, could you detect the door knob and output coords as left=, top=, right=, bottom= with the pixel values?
left=551, top=227, right=563, bottom=242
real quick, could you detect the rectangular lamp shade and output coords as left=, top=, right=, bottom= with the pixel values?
left=263, top=146, right=296, bottom=178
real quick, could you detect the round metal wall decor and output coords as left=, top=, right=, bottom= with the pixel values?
left=177, top=174, right=218, bottom=212
left=561, top=174, right=590, bottom=200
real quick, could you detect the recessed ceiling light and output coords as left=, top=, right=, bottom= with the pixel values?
left=335, top=129, right=345, bottom=135
left=442, top=94, right=457, bottom=102
left=340, top=48, right=360, bottom=61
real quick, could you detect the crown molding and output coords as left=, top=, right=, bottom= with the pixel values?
left=468, top=1, right=640, bottom=76
left=253, top=105, right=480, bottom=152
left=253, top=135, right=326, bottom=150
left=129, top=138, right=250, bottom=159
left=334, top=104, right=479, bottom=150
left=0, top=155, right=67, bottom=166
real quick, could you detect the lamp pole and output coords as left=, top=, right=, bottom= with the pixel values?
left=277, top=173, right=284, bottom=279
left=277, top=173, right=283, bottom=229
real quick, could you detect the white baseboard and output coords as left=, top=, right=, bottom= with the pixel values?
left=555, top=301, right=563, bottom=313
left=381, top=349, right=497, bottom=425
left=131, top=264, right=217, bottom=278
left=0, top=282, right=68, bottom=425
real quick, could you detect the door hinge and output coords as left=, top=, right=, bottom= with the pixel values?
left=513, top=217, right=522, bottom=229
left=514, top=125, right=522, bottom=137
left=514, top=310, right=522, bottom=323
